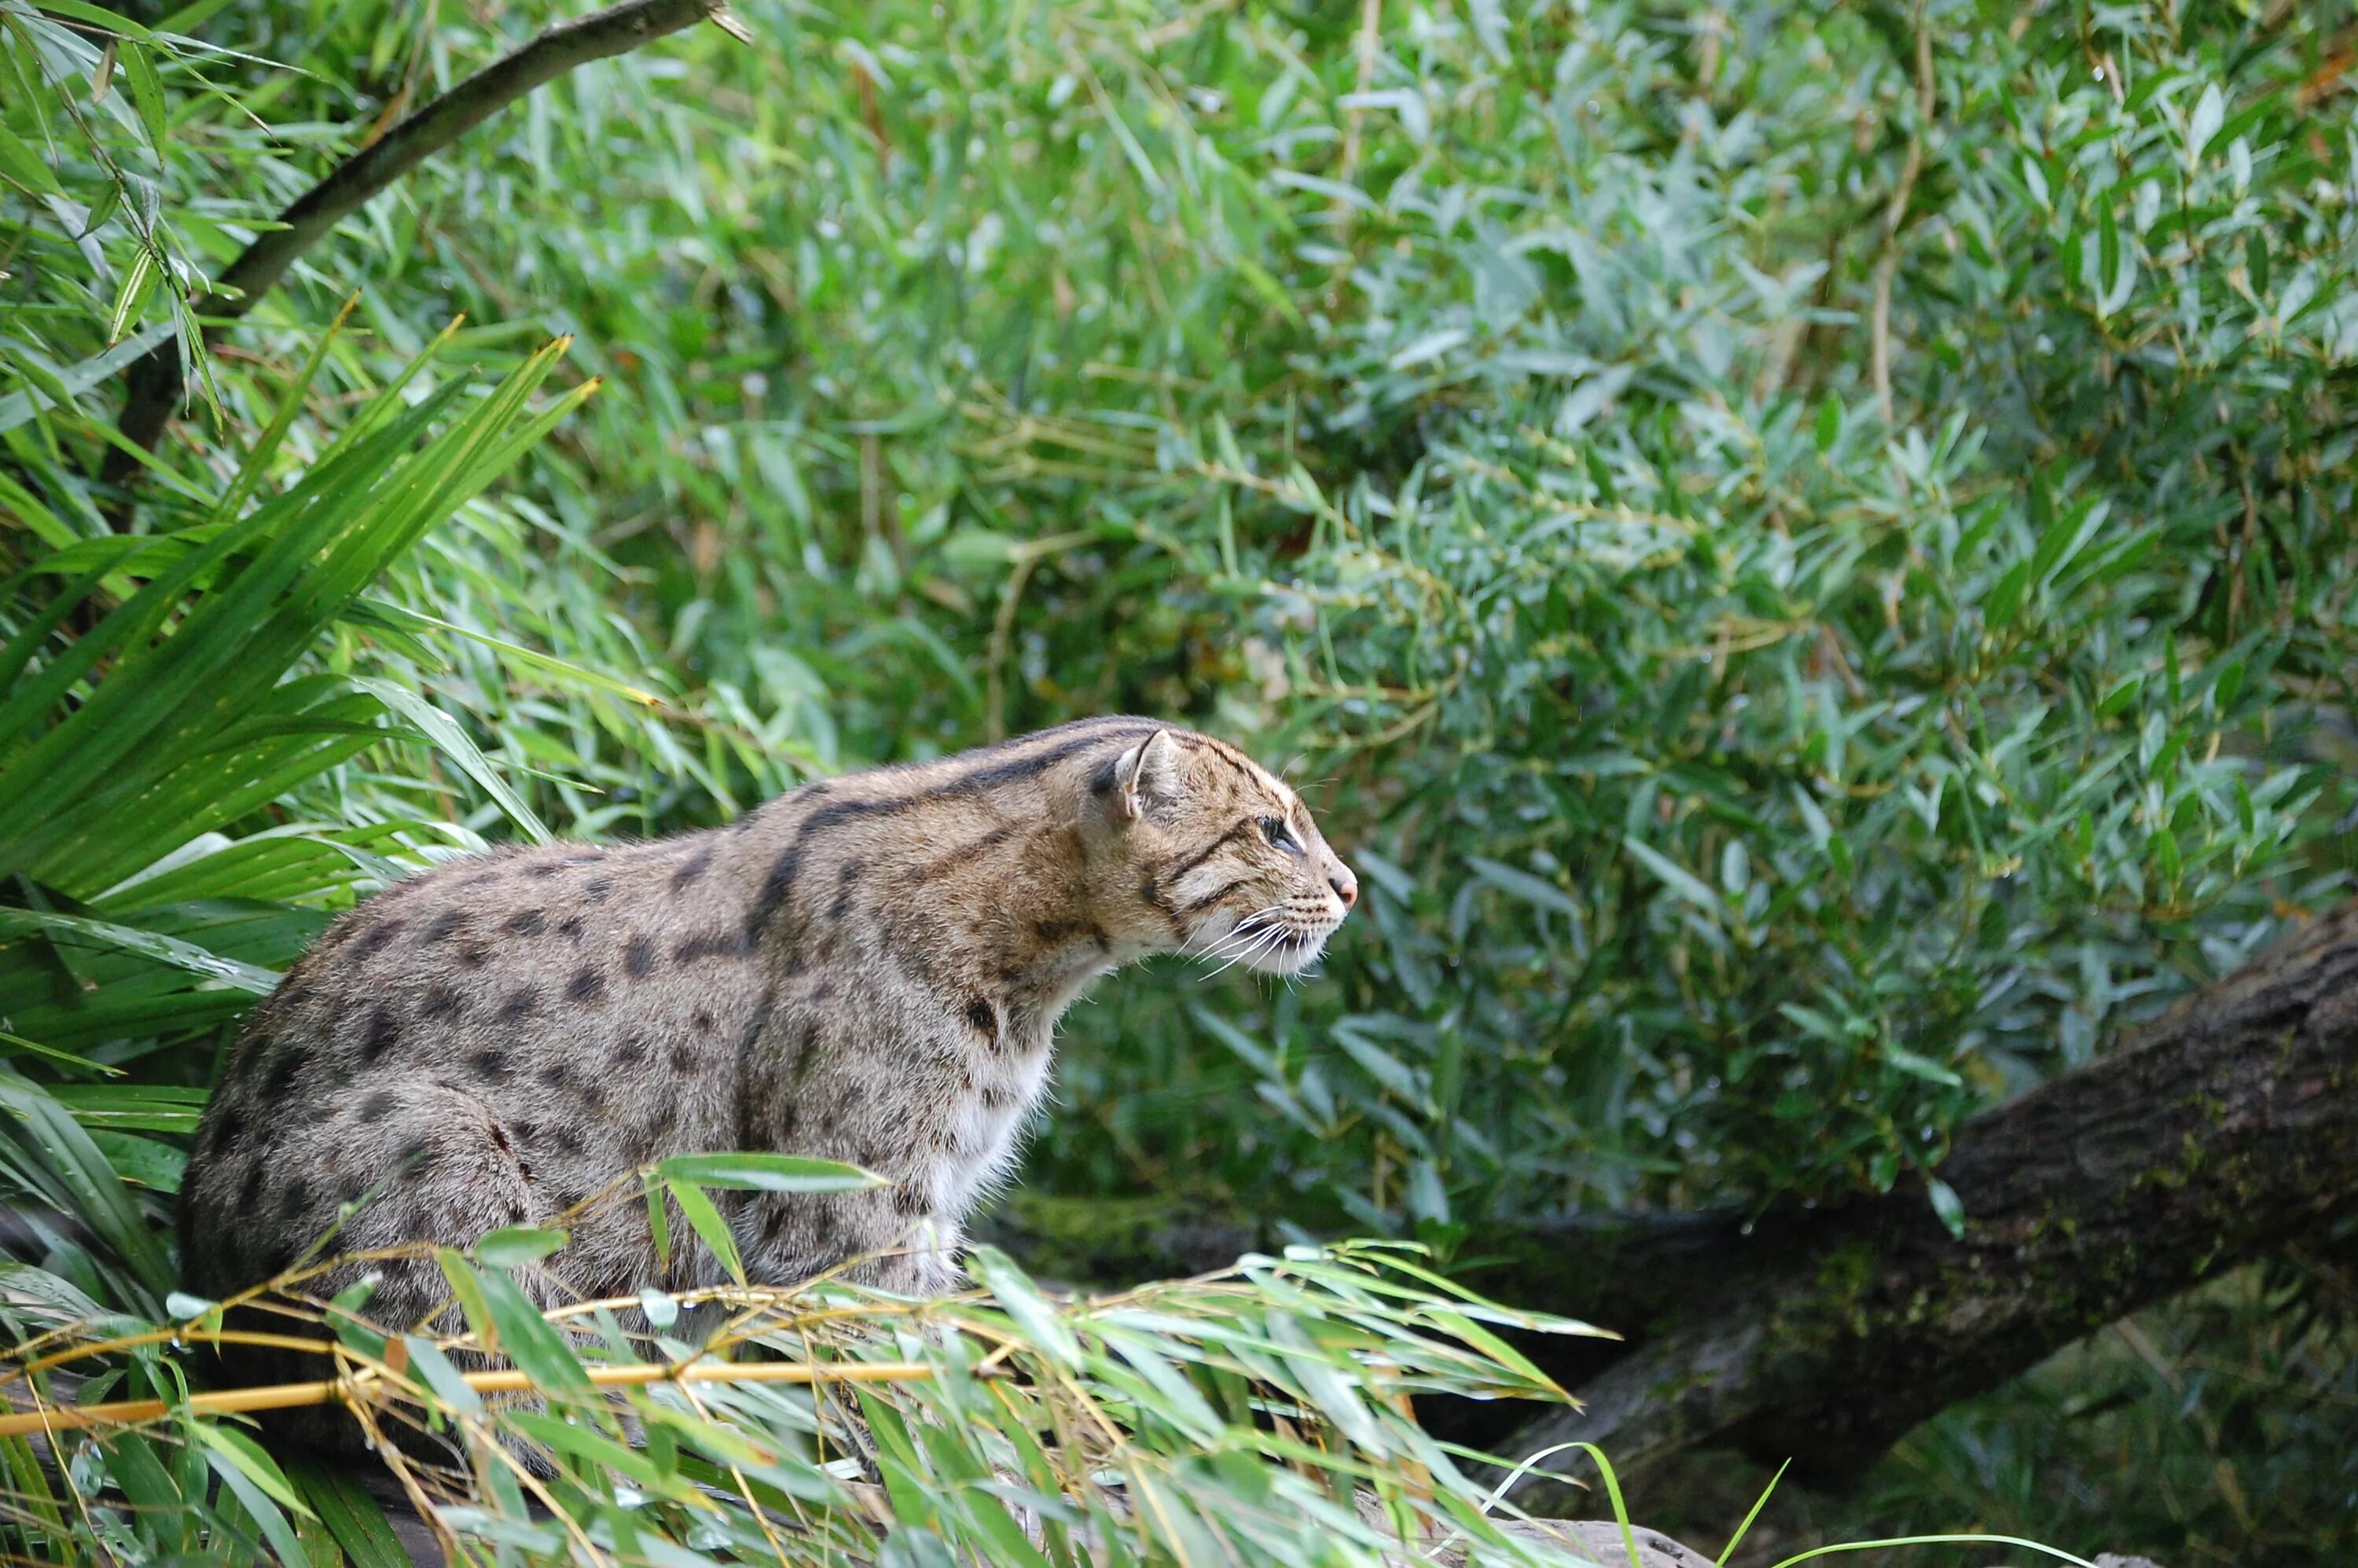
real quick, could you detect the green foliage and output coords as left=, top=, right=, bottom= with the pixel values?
left=1023, top=0, right=2358, bottom=1230
left=4, top=1236, right=1619, bottom=1566
left=1865, top=1270, right=2358, bottom=1566
left=2, top=0, right=2354, bottom=1561
left=1639, top=1267, right=2358, bottom=1566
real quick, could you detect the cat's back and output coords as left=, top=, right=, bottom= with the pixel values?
left=260, top=830, right=755, bottom=1037
left=182, top=831, right=771, bottom=1285
left=234, top=832, right=766, bottom=1079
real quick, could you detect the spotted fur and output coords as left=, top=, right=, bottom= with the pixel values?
left=178, top=718, right=1354, bottom=1440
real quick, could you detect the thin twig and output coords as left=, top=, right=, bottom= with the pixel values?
left=1870, top=3, right=1935, bottom=424
left=0, top=1357, right=940, bottom=1438
left=101, top=0, right=732, bottom=503
left=985, top=530, right=1097, bottom=740
left=1334, top=0, right=1382, bottom=199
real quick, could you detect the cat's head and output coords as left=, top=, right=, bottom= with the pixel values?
left=1089, top=727, right=1356, bottom=975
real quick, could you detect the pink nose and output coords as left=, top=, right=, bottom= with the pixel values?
left=1329, top=865, right=1358, bottom=911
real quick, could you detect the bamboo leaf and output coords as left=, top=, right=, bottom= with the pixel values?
left=0, top=909, right=278, bottom=993
left=349, top=677, right=551, bottom=843
left=0, top=322, right=174, bottom=437
left=1621, top=839, right=1721, bottom=913
left=654, top=1152, right=883, bottom=1192
left=667, top=1177, right=744, bottom=1283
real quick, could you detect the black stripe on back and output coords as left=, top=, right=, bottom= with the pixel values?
left=1195, top=736, right=1265, bottom=788
left=746, top=721, right=1166, bottom=941
left=931, top=722, right=1164, bottom=802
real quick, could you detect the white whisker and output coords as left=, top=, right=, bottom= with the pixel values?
left=1191, top=924, right=1265, bottom=962
left=1204, top=923, right=1291, bottom=979
left=1186, top=905, right=1286, bottom=961
left=1195, top=925, right=1275, bottom=975
left=1201, top=929, right=1269, bottom=979
left=1189, top=907, right=1276, bottom=949
left=1188, top=932, right=1267, bottom=979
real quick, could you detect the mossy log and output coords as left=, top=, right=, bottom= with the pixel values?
left=991, top=902, right=2358, bottom=1494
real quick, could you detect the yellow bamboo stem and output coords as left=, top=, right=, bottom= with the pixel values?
left=16, top=1327, right=349, bottom=1378
left=0, top=1359, right=936, bottom=1438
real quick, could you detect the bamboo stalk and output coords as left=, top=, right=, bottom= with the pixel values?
left=0, top=1359, right=936, bottom=1438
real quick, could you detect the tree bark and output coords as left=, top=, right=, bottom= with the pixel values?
left=991, top=901, right=2358, bottom=1494
left=1511, top=897, right=2358, bottom=1492
left=101, top=0, right=728, bottom=505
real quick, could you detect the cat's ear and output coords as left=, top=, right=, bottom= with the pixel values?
left=1111, top=730, right=1183, bottom=822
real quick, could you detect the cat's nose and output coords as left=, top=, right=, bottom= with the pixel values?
left=1328, top=865, right=1358, bottom=912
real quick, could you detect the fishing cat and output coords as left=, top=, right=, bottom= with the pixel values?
left=179, top=718, right=1355, bottom=1399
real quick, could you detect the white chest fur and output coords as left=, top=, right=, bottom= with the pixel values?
left=935, top=1037, right=1055, bottom=1217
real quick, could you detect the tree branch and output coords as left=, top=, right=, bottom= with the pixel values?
left=1503, top=898, right=2358, bottom=1494
left=101, top=0, right=729, bottom=503
left=990, top=900, right=2358, bottom=1497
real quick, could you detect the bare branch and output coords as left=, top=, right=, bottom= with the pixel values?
left=1503, top=899, right=2358, bottom=1494
left=102, top=0, right=729, bottom=503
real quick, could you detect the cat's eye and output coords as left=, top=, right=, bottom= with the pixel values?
left=1258, top=816, right=1301, bottom=854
